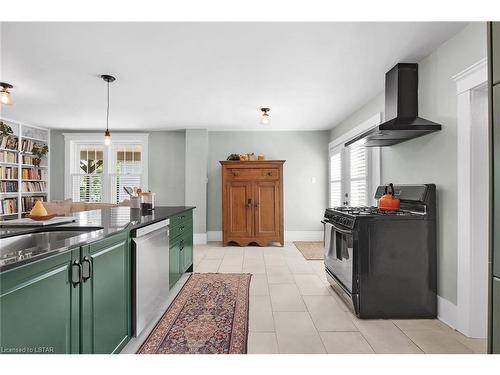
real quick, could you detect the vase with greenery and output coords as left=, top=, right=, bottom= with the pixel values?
left=0, top=121, right=13, bottom=137
left=31, top=144, right=49, bottom=166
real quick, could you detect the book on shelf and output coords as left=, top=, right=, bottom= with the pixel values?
left=21, top=181, right=47, bottom=192
left=0, top=135, right=18, bottom=150
left=0, top=150, right=18, bottom=163
left=21, top=167, right=47, bottom=180
left=0, top=166, right=18, bottom=180
left=0, top=180, right=18, bottom=192
left=0, top=197, right=18, bottom=215
left=21, top=196, right=45, bottom=212
left=22, top=155, right=46, bottom=166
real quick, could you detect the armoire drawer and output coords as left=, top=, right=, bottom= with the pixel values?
left=225, top=168, right=279, bottom=180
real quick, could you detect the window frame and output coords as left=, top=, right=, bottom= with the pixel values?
left=63, top=133, right=149, bottom=202
left=328, top=113, right=382, bottom=207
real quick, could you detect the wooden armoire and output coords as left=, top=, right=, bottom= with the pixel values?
left=220, top=160, right=285, bottom=246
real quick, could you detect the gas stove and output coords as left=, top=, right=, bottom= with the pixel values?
left=324, top=206, right=420, bottom=229
left=322, top=184, right=437, bottom=319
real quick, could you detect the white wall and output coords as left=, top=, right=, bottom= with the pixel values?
left=329, top=22, right=487, bottom=305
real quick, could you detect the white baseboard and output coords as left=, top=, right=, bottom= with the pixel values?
left=437, top=296, right=457, bottom=330
left=206, top=230, right=323, bottom=242
left=193, top=233, right=207, bottom=245
left=285, top=231, right=323, bottom=241
left=207, top=231, right=222, bottom=241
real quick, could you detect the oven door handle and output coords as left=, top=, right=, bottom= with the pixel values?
left=324, top=221, right=353, bottom=235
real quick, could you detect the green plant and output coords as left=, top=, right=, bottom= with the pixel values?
left=0, top=121, right=13, bottom=137
left=32, top=143, right=49, bottom=158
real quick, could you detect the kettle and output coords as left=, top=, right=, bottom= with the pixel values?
left=378, top=183, right=401, bottom=211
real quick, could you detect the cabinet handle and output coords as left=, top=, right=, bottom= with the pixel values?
left=232, top=170, right=240, bottom=176
left=267, top=172, right=272, bottom=176
left=71, top=260, right=83, bottom=288
left=246, top=198, right=252, bottom=208
left=254, top=202, right=259, bottom=207
left=82, top=256, right=93, bottom=282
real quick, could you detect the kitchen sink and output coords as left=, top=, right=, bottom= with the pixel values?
left=0, top=227, right=104, bottom=267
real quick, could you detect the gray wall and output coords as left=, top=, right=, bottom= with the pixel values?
left=207, top=131, right=330, bottom=232
left=185, top=129, right=208, bottom=233
left=49, top=130, right=186, bottom=206
left=329, top=22, right=487, bottom=304
left=148, top=131, right=186, bottom=206
left=49, top=130, right=65, bottom=200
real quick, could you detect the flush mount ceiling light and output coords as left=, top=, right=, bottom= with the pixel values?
left=260, top=107, right=270, bottom=125
left=0, top=82, right=14, bottom=105
left=101, top=74, right=116, bottom=146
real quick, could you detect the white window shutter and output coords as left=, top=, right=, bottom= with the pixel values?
left=329, top=150, right=342, bottom=207
left=349, top=144, right=368, bottom=206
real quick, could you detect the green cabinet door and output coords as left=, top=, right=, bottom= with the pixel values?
left=494, top=84, right=500, bottom=278
left=0, top=249, right=80, bottom=354
left=169, top=240, right=181, bottom=288
left=493, top=277, right=500, bottom=353
left=80, top=232, right=131, bottom=354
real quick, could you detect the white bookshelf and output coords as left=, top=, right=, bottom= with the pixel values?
left=0, top=118, right=50, bottom=219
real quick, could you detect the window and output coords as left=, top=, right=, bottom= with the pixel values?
left=64, top=134, right=148, bottom=203
left=72, top=144, right=104, bottom=203
left=110, top=144, right=143, bottom=204
left=329, top=141, right=370, bottom=207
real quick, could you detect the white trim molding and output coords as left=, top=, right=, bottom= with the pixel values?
left=63, top=132, right=149, bottom=201
left=438, top=296, right=458, bottom=330
left=452, top=58, right=488, bottom=338
left=193, top=233, right=207, bottom=245
left=329, top=112, right=382, bottom=206
left=206, top=231, right=323, bottom=242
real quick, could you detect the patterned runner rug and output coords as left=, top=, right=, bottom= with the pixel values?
left=293, top=241, right=325, bottom=260
left=137, top=273, right=251, bottom=354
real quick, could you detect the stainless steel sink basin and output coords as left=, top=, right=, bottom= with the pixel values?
left=0, top=227, right=104, bottom=267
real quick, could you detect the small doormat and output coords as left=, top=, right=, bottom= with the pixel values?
left=293, top=241, right=325, bottom=260
left=137, top=273, right=251, bottom=354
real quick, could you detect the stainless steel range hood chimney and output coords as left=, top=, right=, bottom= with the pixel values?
left=345, top=63, right=441, bottom=147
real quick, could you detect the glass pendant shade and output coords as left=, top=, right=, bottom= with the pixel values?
left=260, top=113, right=270, bottom=125
left=0, top=84, right=13, bottom=105
left=104, top=129, right=111, bottom=146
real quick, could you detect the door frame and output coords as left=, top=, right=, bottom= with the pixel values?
left=453, top=57, right=489, bottom=338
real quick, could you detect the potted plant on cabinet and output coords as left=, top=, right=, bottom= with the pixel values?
left=31, top=143, right=49, bottom=166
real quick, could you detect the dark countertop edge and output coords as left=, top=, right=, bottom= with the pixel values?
left=0, top=206, right=195, bottom=273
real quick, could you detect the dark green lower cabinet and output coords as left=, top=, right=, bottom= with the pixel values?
left=493, top=277, right=500, bottom=353
left=169, top=240, right=182, bottom=288
left=0, top=249, right=80, bottom=354
left=0, top=231, right=131, bottom=354
left=80, top=232, right=131, bottom=354
left=169, top=211, right=194, bottom=288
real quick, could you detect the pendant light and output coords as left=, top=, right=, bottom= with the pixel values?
left=260, top=107, right=270, bottom=125
left=0, top=82, right=14, bottom=105
left=101, top=74, right=116, bottom=146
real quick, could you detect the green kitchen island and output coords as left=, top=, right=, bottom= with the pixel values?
left=0, top=206, right=194, bottom=354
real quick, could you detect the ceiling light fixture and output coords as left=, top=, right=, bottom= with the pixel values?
left=0, top=82, right=14, bottom=105
left=260, top=107, right=270, bottom=125
left=101, top=74, right=116, bottom=146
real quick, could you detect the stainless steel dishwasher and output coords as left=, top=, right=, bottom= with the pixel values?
left=131, top=219, right=170, bottom=337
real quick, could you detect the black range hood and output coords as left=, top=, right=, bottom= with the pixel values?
left=345, top=63, right=441, bottom=147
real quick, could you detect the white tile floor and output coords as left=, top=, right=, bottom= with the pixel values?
left=194, top=241, right=487, bottom=354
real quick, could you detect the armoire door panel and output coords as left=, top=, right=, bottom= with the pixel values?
left=254, top=181, right=280, bottom=238
left=226, top=181, right=253, bottom=237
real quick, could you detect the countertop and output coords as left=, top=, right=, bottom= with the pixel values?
left=0, top=206, right=195, bottom=272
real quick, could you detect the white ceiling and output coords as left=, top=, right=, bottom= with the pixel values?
left=0, top=22, right=467, bottom=131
